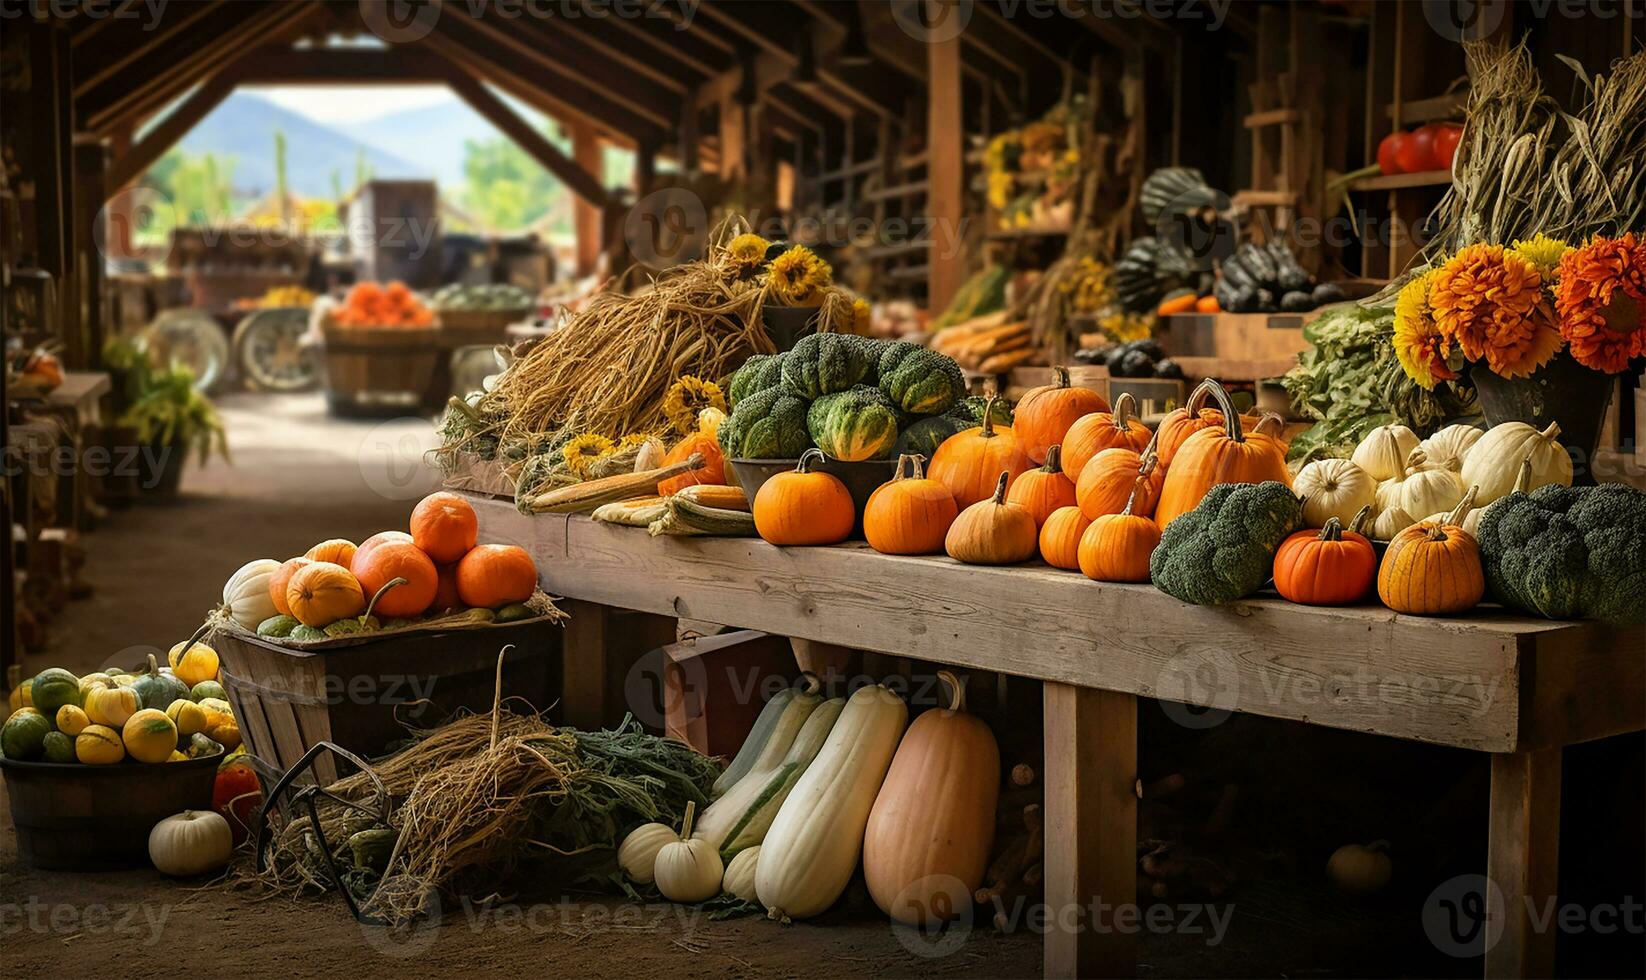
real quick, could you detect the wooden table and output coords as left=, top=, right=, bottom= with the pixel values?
left=468, top=500, right=1644, bottom=979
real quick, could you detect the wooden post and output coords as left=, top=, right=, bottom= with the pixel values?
left=560, top=599, right=611, bottom=730
left=679, top=99, right=700, bottom=177
left=719, top=91, right=747, bottom=179
left=1042, top=684, right=1138, bottom=978
left=572, top=123, right=604, bottom=276
left=1486, top=749, right=1562, bottom=979
left=925, top=0, right=965, bottom=315
left=72, top=135, right=110, bottom=368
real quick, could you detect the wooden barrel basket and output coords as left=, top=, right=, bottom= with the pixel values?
left=212, top=621, right=562, bottom=785
left=319, top=319, right=442, bottom=418
left=0, top=753, right=220, bottom=870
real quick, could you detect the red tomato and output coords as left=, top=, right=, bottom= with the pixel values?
left=1432, top=124, right=1464, bottom=171
left=1377, top=132, right=1409, bottom=175
left=1400, top=126, right=1438, bottom=173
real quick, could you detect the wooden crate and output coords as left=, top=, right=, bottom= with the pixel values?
left=1108, top=377, right=1187, bottom=416
left=318, top=320, right=441, bottom=415
left=215, top=621, right=561, bottom=785
left=1005, top=365, right=1107, bottom=402
left=660, top=630, right=799, bottom=758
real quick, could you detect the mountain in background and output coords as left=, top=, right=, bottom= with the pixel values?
left=171, top=91, right=434, bottom=199
left=350, top=100, right=509, bottom=191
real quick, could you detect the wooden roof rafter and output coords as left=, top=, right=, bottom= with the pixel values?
left=105, top=67, right=244, bottom=196
left=531, top=8, right=708, bottom=93
left=578, top=0, right=736, bottom=78
left=71, top=0, right=222, bottom=96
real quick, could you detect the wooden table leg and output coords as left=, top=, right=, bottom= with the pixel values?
left=560, top=599, right=611, bottom=731
left=1043, top=683, right=1137, bottom=979
left=1486, top=748, right=1562, bottom=979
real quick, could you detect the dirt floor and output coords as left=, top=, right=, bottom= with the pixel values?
left=4, top=392, right=1640, bottom=978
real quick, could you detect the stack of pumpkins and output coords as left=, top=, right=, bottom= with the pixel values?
left=617, top=670, right=1000, bottom=928
left=217, top=491, right=541, bottom=643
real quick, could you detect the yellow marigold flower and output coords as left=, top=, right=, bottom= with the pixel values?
left=766, top=246, right=831, bottom=306
left=1394, top=269, right=1457, bottom=389
left=1429, top=244, right=1557, bottom=379
left=562, top=434, right=615, bottom=479
left=725, top=233, right=770, bottom=273
left=1509, top=234, right=1570, bottom=276
left=661, top=375, right=727, bottom=435
left=1554, top=232, right=1646, bottom=374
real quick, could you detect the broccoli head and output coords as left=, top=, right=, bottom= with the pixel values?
left=780, top=332, right=876, bottom=400
left=877, top=341, right=966, bottom=415
left=718, top=384, right=811, bottom=460
left=1476, top=482, right=1646, bottom=624
left=1150, top=481, right=1303, bottom=605
left=727, top=352, right=786, bottom=407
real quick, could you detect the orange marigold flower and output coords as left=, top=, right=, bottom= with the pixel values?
left=1554, top=232, right=1646, bottom=375
left=1429, top=244, right=1557, bottom=378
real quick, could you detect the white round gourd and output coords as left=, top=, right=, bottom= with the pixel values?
left=721, top=845, right=761, bottom=902
left=221, top=558, right=281, bottom=630
left=1418, top=424, right=1483, bottom=472
left=617, top=821, right=677, bottom=884
left=1385, top=449, right=1463, bottom=519
left=1460, top=422, right=1572, bottom=505
left=149, top=809, right=233, bottom=876
left=653, top=802, right=723, bottom=902
left=1351, top=424, right=1419, bottom=482
left=1293, top=458, right=1377, bottom=528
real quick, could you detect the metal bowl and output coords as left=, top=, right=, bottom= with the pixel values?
left=730, top=457, right=897, bottom=531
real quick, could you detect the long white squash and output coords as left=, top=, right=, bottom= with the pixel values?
left=755, top=684, right=908, bottom=922
left=694, top=697, right=845, bottom=859
left=711, top=674, right=822, bottom=798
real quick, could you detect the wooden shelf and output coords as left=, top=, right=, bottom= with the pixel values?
left=1232, top=189, right=1300, bottom=208
left=1348, top=170, right=1452, bottom=191
left=864, top=180, right=929, bottom=201
left=887, top=264, right=930, bottom=281
left=1387, top=90, right=1467, bottom=125
left=1243, top=107, right=1301, bottom=128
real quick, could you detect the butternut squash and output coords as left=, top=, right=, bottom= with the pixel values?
left=755, top=684, right=908, bottom=922
left=694, top=696, right=845, bottom=860
left=862, top=671, right=999, bottom=925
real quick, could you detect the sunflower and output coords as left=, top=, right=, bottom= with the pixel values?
left=766, top=246, right=832, bottom=306
left=1429, top=243, right=1560, bottom=379
left=1394, top=269, right=1458, bottom=389
left=1509, top=234, right=1570, bottom=277
left=725, top=233, right=770, bottom=276
left=661, top=375, right=727, bottom=435
left=1554, top=232, right=1646, bottom=375
left=562, top=433, right=615, bottom=479
left=616, top=432, right=656, bottom=452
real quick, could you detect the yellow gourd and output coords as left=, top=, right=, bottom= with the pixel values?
left=84, top=685, right=139, bottom=728
left=167, top=641, right=220, bottom=688
left=123, top=708, right=179, bottom=764
left=166, top=698, right=209, bottom=737
left=76, top=724, right=125, bottom=764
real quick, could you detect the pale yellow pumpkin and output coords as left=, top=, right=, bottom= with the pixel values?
left=84, top=685, right=139, bottom=728
left=167, top=641, right=220, bottom=688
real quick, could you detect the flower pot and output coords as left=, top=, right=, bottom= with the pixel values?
left=1471, top=351, right=1615, bottom=484
left=138, top=440, right=188, bottom=499
left=760, top=305, right=819, bottom=351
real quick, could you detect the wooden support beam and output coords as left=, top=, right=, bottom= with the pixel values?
left=105, top=71, right=240, bottom=195
left=1043, top=684, right=1137, bottom=979
left=572, top=123, right=604, bottom=275
left=927, top=6, right=966, bottom=313
left=72, top=0, right=221, bottom=96
left=560, top=599, right=611, bottom=731
left=689, top=1, right=900, bottom=119
left=1487, top=749, right=1563, bottom=978
left=233, top=47, right=451, bottom=86
left=444, top=73, right=611, bottom=209
left=718, top=98, right=747, bottom=180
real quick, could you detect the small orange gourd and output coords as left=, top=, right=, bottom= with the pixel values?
left=1076, top=445, right=1161, bottom=519
left=864, top=454, right=958, bottom=556
left=1005, top=445, right=1076, bottom=527
left=1155, top=380, right=1228, bottom=469
left=1059, top=392, right=1152, bottom=480
left=1012, top=367, right=1109, bottom=464
left=1274, top=506, right=1377, bottom=606
left=267, top=556, right=312, bottom=617
left=1377, top=495, right=1485, bottom=615
left=928, top=396, right=1033, bottom=508
left=944, top=472, right=1038, bottom=565
left=657, top=431, right=727, bottom=496
left=1153, top=379, right=1291, bottom=528
left=1038, top=505, right=1092, bottom=570
left=1077, top=472, right=1162, bottom=582
left=352, top=540, right=439, bottom=618
left=304, top=538, right=357, bottom=568
left=285, top=561, right=366, bottom=627
left=410, top=492, right=479, bottom=563
left=753, top=449, right=856, bottom=546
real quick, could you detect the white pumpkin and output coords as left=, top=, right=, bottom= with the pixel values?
left=149, top=809, right=233, bottom=876
left=1461, top=421, right=1572, bottom=505
left=1422, top=485, right=1484, bottom=537
left=722, top=845, right=761, bottom=903
left=1351, top=424, right=1419, bottom=482
left=1370, top=504, right=1416, bottom=541
left=653, top=801, right=723, bottom=903
left=1417, top=424, right=1483, bottom=472
left=220, top=558, right=281, bottom=630
left=616, top=821, right=678, bottom=884
left=1381, top=449, right=1463, bottom=520
left=1293, top=458, right=1378, bottom=528
left=1326, top=841, right=1392, bottom=896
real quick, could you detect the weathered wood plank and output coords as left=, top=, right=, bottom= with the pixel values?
left=1486, top=748, right=1562, bottom=979
left=1043, top=684, right=1137, bottom=978
left=560, top=599, right=611, bottom=732
left=469, top=503, right=1639, bottom=753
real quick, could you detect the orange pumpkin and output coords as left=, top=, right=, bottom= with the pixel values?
left=657, top=431, right=727, bottom=496
left=945, top=472, right=1039, bottom=565
left=862, top=670, right=999, bottom=925
left=1005, top=445, right=1076, bottom=527
left=1376, top=497, right=1484, bottom=615
left=267, top=557, right=312, bottom=617
left=752, top=449, right=855, bottom=546
left=1274, top=506, right=1377, bottom=606
left=1155, top=381, right=1225, bottom=469
left=1077, top=472, right=1162, bottom=582
left=304, top=538, right=357, bottom=568
left=285, top=561, right=366, bottom=627
left=927, top=397, right=1033, bottom=508
left=410, top=492, right=479, bottom=564
left=1153, top=380, right=1291, bottom=529
left=356, top=530, right=413, bottom=568
left=1076, top=446, right=1161, bottom=519
left=1038, top=505, right=1092, bottom=570
left=1013, top=367, right=1109, bottom=465
left=431, top=562, right=461, bottom=613
left=455, top=544, right=538, bottom=608
left=864, top=454, right=958, bottom=556
left=352, top=541, right=439, bottom=618
left=1059, top=392, right=1152, bottom=480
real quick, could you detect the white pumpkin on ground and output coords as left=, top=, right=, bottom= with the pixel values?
left=616, top=821, right=677, bottom=885
left=721, top=845, right=761, bottom=903
left=220, top=559, right=282, bottom=630
left=652, top=801, right=723, bottom=903
left=1293, top=458, right=1378, bottom=528
left=149, top=809, right=233, bottom=876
